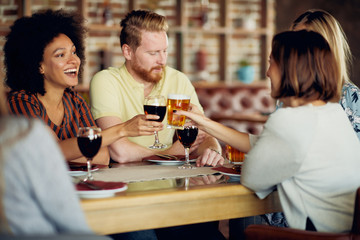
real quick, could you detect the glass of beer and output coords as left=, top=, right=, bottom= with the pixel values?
left=166, top=94, right=191, bottom=129
left=226, top=144, right=245, bottom=164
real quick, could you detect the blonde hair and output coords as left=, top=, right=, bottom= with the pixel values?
left=120, top=10, right=168, bottom=50
left=291, top=9, right=352, bottom=87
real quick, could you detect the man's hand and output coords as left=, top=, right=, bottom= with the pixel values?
left=121, top=114, right=163, bottom=137
left=196, top=147, right=224, bottom=167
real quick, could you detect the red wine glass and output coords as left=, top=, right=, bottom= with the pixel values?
left=144, top=95, right=167, bottom=149
left=176, top=125, right=198, bottom=169
left=77, top=127, right=102, bottom=181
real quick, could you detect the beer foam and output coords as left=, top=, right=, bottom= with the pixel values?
left=167, top=94, right=191, bottom=100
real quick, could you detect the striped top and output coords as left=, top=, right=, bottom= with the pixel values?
left=7, top=89, right=96, bottom=140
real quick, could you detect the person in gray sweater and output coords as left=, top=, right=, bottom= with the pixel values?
left=0, top=116, right=92, bottom=235
left=0, top=74, right=110, bottom=239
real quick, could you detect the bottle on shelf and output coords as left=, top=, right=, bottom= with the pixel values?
left=200, top=0, right=209, bottom=29
left=196, top=45, right=211, bottom=82
left=102, top=0, right=114, bottom=26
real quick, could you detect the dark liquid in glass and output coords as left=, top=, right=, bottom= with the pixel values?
left=177, top=127, right=198, bottom=148
left=77, top=136, right=102, bottom=159
left=144, top=105, right=166, bottom=122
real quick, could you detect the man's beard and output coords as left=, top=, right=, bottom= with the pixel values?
left=132, top=60, right=164, bottom=84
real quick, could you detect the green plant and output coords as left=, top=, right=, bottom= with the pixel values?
left=239, top=60, right=250, bottom=67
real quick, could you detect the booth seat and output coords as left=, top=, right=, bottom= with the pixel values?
left=194, top=82, right=275, bottom=135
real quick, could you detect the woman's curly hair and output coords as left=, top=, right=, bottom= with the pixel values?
left=3, top=9, right=87, bottom=95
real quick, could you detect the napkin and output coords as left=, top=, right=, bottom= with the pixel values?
left=142, top=153, right=199, bottom=161
left=76, top=180, right=127, bottom=191
left=212, top=166, right=241, bottom=175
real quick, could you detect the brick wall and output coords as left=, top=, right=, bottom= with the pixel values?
left=0, top=0, right=273, bottom=85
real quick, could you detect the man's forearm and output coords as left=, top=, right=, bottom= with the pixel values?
left=109, top=138, right=156, bottom=163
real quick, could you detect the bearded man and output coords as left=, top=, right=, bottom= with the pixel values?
left=90, top=10, right=223, bottom=165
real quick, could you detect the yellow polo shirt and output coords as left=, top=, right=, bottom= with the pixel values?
left=90, top=64, right=203, bottom=148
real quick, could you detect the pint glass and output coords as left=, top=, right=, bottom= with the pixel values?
left=167, top=94, right=190, bottom=129
left=226, top=144, right=245, bottom=164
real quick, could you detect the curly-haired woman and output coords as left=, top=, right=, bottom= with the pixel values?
left=4, top=9, right=162, bottom=165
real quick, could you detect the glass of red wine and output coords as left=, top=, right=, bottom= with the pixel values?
left=77, top=127, right=102, bottom=181
left=144, top=95, right=167, bottom=149
left=176, top=125, right=198, bottom=169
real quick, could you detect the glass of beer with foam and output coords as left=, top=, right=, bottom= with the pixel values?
left=166, top=94, right=190, bottom=129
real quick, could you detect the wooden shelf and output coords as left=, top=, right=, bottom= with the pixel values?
left=88, top=24, right=121, bottom=32
left=171, top=27, right=270, bottom=35
left=87, top=24, right=269, bottom=36
left=14, top=0, right=274, bottom=85
left=0, top=23, right=11, bottom=30
left=192, top=80, right=270, bottom=88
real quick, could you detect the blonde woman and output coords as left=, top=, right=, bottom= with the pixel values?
left=291, top=9, right=360, bottom=139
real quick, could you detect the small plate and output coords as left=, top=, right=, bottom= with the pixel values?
left=219, top=171, right=241, bottom=178
left=146, top=158, right=197, bottom=166
left=77, top=185, right=128, bottom=199
left=212, top=166, right=241, bottom=178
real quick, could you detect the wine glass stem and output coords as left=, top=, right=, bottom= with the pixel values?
left=185, top=147, right=190, bottom=165
left=184, top=177, right=190, bottom=190
left=86, top=158, right=93, bottom=181
left=154, top=131, right=160, bottom=145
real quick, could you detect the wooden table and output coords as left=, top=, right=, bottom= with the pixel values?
left=81, top=171, right=281, bottom=235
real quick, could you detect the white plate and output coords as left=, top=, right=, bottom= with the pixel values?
left=218, top=171, right=241, bottom=178
left=68, top=167, right=99, bottom=177
left=77, top=185, right=128, bottom=199
left=146, top=158, right=197, bottom=166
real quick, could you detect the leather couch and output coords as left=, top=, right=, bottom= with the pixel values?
left=194, top=82, right=275, bottom=135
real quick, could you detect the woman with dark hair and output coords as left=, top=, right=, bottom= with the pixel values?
left=4, top=9, right=162, bottom=164
left=5, top=9, right=86, bottom=95
left=262, top=8, right=360, bottom=231
left=176, top=30, right=360, bottom=233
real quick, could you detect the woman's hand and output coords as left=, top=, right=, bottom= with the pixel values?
left=121, top=114, right=163, bottom=137
left=174, top=104, right=208, bottom=130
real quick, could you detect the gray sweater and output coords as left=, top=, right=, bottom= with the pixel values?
left=243, top=103, right=360, bottom=233
left=0, top=116, right=91, bottom=235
